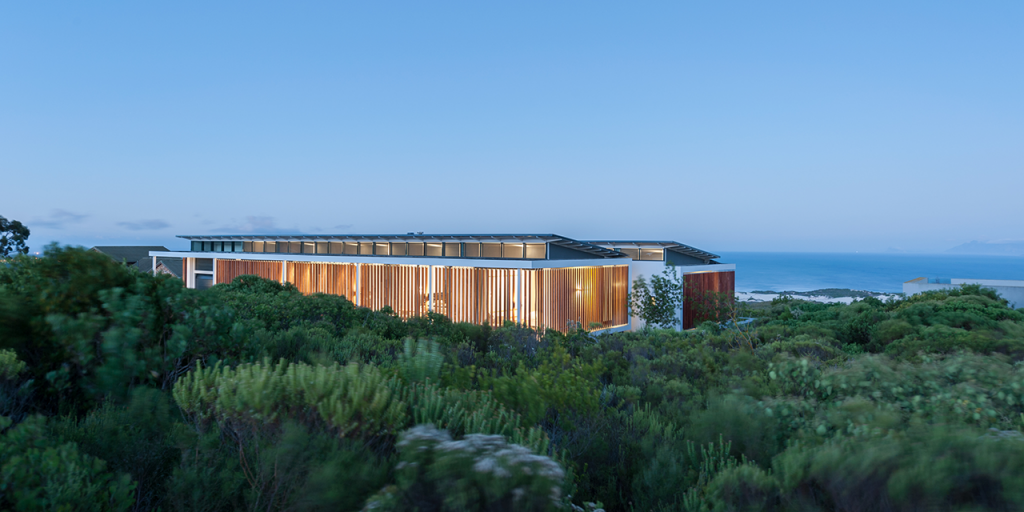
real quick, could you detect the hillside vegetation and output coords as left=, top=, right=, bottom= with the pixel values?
left=2, top=245, right=1024, bottom=511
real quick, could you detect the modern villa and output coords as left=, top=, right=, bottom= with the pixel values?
left=150, top=234, right=734, bottom=332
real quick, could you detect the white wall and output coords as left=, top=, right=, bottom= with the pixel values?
left=627, top=262, right=737, bottom=331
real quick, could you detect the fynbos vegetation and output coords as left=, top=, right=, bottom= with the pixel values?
left=2, top=245, right=1024, bottom=510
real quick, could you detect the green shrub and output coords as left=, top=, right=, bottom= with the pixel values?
left=362, top=424, right=565, bottom=512
left=0, top=415, right=135, bottom=511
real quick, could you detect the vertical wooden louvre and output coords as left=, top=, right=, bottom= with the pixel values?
left=682, top=271, right=736, bottom=329
left=287, top=262, right=359, bottom=300
left=430, top=267, right=518, bottom=326
left=215, top=259, right=284, bottom=286
left=521, top=265, right=628, bottom=332
left=359, top=264, right=429, bottom=319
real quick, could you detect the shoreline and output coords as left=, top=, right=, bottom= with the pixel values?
left=736, top=288, right=902, bottom=305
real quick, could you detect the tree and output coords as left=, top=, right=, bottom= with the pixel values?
left=628, top=267, right=683, bottom=329
left=0, top=215, right=30, bottom=257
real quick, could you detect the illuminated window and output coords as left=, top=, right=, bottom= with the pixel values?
left=640, top=249, right=664, bottom=261
left=344, top=242, right=358, bottom=255
left=619, top=248, right=640, bottom=260
left=525, top=244, right=546, bottom=259
left=391, top=243, right=407, bottom=256
left=503, top=244, right=524, bottom=259
left=329, top=242, right=345, bottom=254
left=303, top=242, right=316, bottom=254
left=316, top=242, right=328, bottom=254
left=375, top=242, right=389, bottom=256
left=265, top=241, right=277, bottom=253
left=426, top=243, right=442, bottom=257
left=444, top=243, right=460, bottom=257
left=243, top=242, right=253, bottom=252
left=408, top=243, right=424, bottom=256
left=481, top=243, right=501, bottom=258
left=290, top=242, right=302, bottom=254
left=464, top=243, right=480, bottom=257
left=253, top=241, right=264, bottom=253
left=359, top=243, right=374, bottom=255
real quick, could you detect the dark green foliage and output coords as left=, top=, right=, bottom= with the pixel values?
left=0, top=215, right=30, bottom=258
left=4, top=248, right=1024, bottom=510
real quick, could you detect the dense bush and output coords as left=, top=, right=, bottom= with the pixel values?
left=3, top=246, right=1024, bottom=510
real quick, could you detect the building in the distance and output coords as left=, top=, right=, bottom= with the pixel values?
left=150, top=233, right=733, bottom=332
left=904, top=277, right=1024, bottom=309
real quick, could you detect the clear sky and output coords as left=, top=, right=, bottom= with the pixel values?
left=2, top=1, right=1021, bottom=254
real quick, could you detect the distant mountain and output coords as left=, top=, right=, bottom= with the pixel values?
left=946, top=240, right=1024, bottom=256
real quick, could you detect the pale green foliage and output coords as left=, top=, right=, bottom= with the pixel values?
left=173, top=359, right=407, bottom=438
left=0, top=349, right=25, bottom=379
left=398, top=337, right=443, bottom=384
left=0, top=416, right=135, bottom=511
left=362, top=424, right=565, bottom=512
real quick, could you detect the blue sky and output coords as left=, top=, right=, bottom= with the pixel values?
left=2, top=1, right=1021, bottom=254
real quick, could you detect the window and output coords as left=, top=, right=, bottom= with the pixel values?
left=426, top=243, right=442, bottom=257
left=464, top=243, right=480, bottom=257
left=618, top=248, right=640, bottom=261
left=359, top=242, right=373, bottom=255
left=344, top=242, right=359, bottom=255
left=391, top=243, right=407, bottom=256
left=375, top=242, right=389, bottom=255
left=503, top=243, right=524, bottom=259
left=252, top=241, right=264, bottom=253
left=302, top=242, right=315, bottom=254
left=277, top=242, right=288, bottom=253
left=525, top=244, right=546, bottom=259
left=316, top=242, right=328, bottom=254
left=195, top=258, right=214, bottom=271
left=408, top=243, right=424, bottom=256
left=191, top=241, right=201, bottom=251
left=265, top=241, right=277, bottom=253
left=290, top=242, right=303, bottom=254
left=481, top=243, right=501, bottom=258
left=640, top=249, right=664, bottom=261
left=195, top=275, right=214, bottom=290
left=243, top=242, right=253, bottom=252
left=213, top=242, right=224, bottom=252
left=444, top=243, right=460, bottom=257
left=233, top=242, right=244, bottom=252
left=329, top=242, right=345, bottom=254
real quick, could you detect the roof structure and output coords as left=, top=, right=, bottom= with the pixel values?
left=91, top=246, right=170, bottom=265
left=134, top=256, right=183, bottom=278
left=177, top=234, right=625, bottom=259
left=583, top=240, right=720, bottom=262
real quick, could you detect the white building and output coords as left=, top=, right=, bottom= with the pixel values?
left=903, top=278, right=1024, bottom=309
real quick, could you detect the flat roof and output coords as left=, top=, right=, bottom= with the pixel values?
left=177, top=233, right=626, bottom=259
left=583, top=240, right=720, bottom=261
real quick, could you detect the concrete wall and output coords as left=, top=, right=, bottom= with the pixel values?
left=903, top=278, right=1024, bottom=309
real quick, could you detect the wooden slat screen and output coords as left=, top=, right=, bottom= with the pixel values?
left=682, top=270, right=736, bottom=329
left=521, top=265, right=628, bottom=332
left=360, top=264, right=429, bottom=319
left=215, top=259, right=284, bottom=286
left=287, top=262, right=358, bottom=300
left=430, top=267, right=518, bottom=326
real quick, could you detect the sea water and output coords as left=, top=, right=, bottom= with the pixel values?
left=718, top=252, right=1024, bottom=294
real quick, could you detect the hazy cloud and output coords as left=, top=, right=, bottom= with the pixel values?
left=213, top=216, right=302, bottom=234
left=33, top=209, right=88, bottom=229
left=118, top=219, right=170, bottom=231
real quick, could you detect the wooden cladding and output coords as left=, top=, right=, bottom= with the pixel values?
left=431, top=267, right=518, bottom=326
left=360, top=264, right=429, bottom=319
left=215, top=259, right=283, bottom=286
left=522, top=266, right=629, bottom=331
left=211, top=259, right=629, bottom=332
left=288, top=262, right=358, bottom=300
left=682, top=271, right=736, bottom=330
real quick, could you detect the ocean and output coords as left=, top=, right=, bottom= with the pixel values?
left=718, top=252, right=1024, bottom=294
